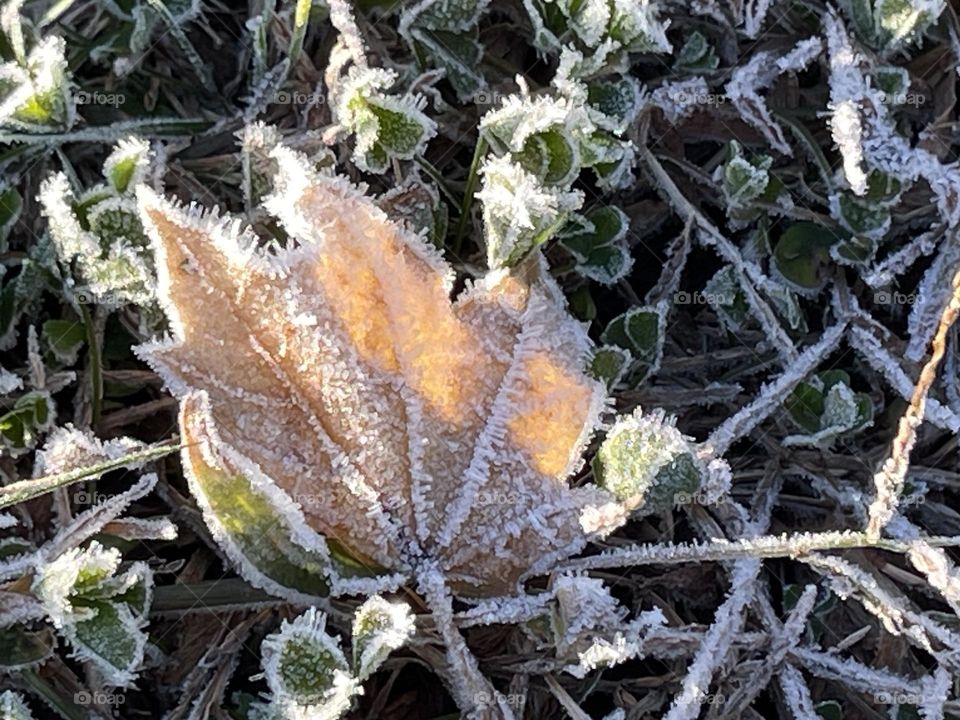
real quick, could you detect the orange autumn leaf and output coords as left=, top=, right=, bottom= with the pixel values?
left=135, top=144, right=624, bottom=599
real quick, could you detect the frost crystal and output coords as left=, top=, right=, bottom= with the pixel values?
left=825, top=10, right=960, bottom=223
left=549, top=574, right=666, bottom=678
left=725, top=37, right=823, bottom=155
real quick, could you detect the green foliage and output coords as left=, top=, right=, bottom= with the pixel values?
left=333, top=67, right=436, bottom=174
left=600, top=304, right=665, bottom=383
left=785, top=370, right=873, bottom=446
left=254, top=600, right=412, bottom=720
left=40, top=136, right=158, bottom=310
left=0, top=36, right=75, bottom=132
left=524, top=0, right=672, bottom=61
left=560, top=206, right=633, bottom=284
left=351, top=596, right=415, bottom=680
left=31, top=541, right=153, bottom=686
left=399, top=0, right=488, bottom=99
left=772, top=222, right=836, bottom=294
left=703, top=266, right=750, bottom=330
left=589, top=345, right=631, bottom=389
left=673, top=31, right=719, bottom=72
left=715, top=141, right=783, bottom=223
left=0, top=389, right=52, bottom=451
left=841, top=0, right=945, bottom=50
left=594, top=408, right=703, bottom=514
left=41, top=318, right=85, bottom=364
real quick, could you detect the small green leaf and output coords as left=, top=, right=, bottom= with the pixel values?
left=589, top=346, right=631, bottom=388
left=772, top=222, right=835, bottom=294
left=256, top=607, right=359, bottom=718
left=600, top=305, right=663, bottom=366
left=351, top=595, right=414, bottom=680
left=586, top=76, right=643, bottom=133
left=816, top=700, right=843, bottom=720
left=0, top=390, right=52, bottom=450
left=673, top=31, right=719, bottom=72
left=71, top=601, right=142, bottom=679
left=594, top=408, right=701, bottom=514
left=0, top=626, right=55, bottom=671
left=703, top=266, right=750, bottom=330
left=42, top=318, right=85, bottom=364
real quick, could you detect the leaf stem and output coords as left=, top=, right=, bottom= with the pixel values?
left=287, top=0, right=313, bottom=78
left=452, top=136, right=487, bottom=256
left=0, top=440, right=180, bottom=510
left=79, top=303, right=102, bottom=426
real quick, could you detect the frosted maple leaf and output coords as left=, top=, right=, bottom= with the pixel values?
left=134, top=143, right=630, bottom=715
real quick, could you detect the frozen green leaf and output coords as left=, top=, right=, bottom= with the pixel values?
left=351, top=595, right=415, bottom=680
left=31, top=541, right=153, bottom=686
left=0, top=36, right=75, bottom=131
left=0, top=390, right=53, bottom=451
left=834, top=192, right=890, bottom=240
left=771, top=222, right=835, bottom=294
left=600, top=305, right=662, bottom=365
left=41, top=318, right=85, bottom=365
left=560, top=206, right=633, bottom=284
left=704, top=266, right=750, bottom=330
left=593, top=408, right=702, bottom=514
left=673, top=31, right=719, bottom=72
left=478, top=154, right=581, bottom=268
left=334, top=66, right=437, bottom=174
left=103, top=137, right=151, bottom=194
left=784, top=371, right=873, bottom=446
left=255, top=607, right=360, bottom=719
left=399, top=0, right=488, bottom=99
left=586, top=76, right=643, bottom=134
left=589, top=345, right=631, bottom=389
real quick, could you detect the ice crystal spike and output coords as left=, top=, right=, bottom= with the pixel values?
left=134, top=143, right=624, bottom=599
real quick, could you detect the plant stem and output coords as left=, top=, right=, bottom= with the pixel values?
left=79, top=303, right=102, bottom=426
left=287, top=0, right=313, bottom=79
left=452, top=136, right=487, bottom=256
